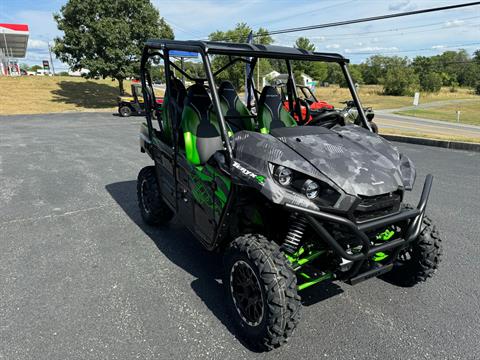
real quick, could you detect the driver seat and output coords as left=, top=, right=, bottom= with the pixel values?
left=257, top=86, right=297, bottom=134
left=218, top=81, right=254, bottom=132
left=161, top=77, right=186, bottom=143
left=181, top=84, right=224, bottom=165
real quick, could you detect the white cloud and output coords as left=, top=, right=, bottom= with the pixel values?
left=326, top=44, right=340, bottom=49
left=432, top=45, right=446, bottom=50
left=28, top=39, right=49, bottom=50
left=344, top=46, right=399, bottom=53
left=445, top=19, right=465, bottom=27
left=388, top=1, right=416, bottom=11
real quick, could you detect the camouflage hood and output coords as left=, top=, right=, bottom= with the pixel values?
left=269, top=125, right=405, bottom=196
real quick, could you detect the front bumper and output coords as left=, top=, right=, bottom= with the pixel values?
left=286, top=174, right=433, bottom=284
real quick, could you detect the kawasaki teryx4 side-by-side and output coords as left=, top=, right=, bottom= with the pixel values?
left=136, top=40, right=442, bottom=351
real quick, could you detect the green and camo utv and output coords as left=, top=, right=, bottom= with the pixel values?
left=136, top=40, right=443, bottom=351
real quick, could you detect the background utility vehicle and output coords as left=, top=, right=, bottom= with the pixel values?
left=136, top=40, right=442, bottom=351
left=274, top=81, right=378, bottom=131
left=118, top=82, right=163, bottom=117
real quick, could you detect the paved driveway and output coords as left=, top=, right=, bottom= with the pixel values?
left=1, top=113, right=479, bottom=359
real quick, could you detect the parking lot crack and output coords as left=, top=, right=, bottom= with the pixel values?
left=0, top=204, right=112, bottom=227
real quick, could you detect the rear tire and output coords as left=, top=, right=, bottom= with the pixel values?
left=137, top=166, right=173, bottom=226
left=119, top=105, right=132, bottom=117
left=383, top=215, right=442, bottom=286
left=224, top=234, right=301, bottom=351
left=370, top=122, right=378, bottom=133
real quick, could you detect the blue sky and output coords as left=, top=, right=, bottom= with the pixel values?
left=1, top=0, right=479, bottom=70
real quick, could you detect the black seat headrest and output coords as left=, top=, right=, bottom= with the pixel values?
left=259, top=86, right=282, bottom=109
left=170, top=77, right=187, bottom=107
left=258, top=86, right=297, bottom=131
left=219, top=81, right=238, bottom=104
left=185, top=83, right=212, bottom=116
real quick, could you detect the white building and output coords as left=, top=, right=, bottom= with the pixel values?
left=68, top=68, right=90, bottom=77
left=262, top=71, right=316, bottom=88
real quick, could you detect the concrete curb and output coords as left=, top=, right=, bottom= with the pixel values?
left=382, top=134, right=480, bottom=152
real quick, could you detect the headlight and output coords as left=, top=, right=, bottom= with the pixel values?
left=302, top=179, right=320, bottom=199
left=273, top=166, right=293, bottom=186
left=271, top=164, right=341, bottom=206
left=399, top=153, right=416, bottom=190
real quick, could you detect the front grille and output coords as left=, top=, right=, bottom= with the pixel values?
left=353, top=192, right=401, bottom=222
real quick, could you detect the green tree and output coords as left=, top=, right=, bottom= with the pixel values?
left=361, top=55, right=392, bottom=84
left=323, top=63, right=361, bottom=88
left=325, top=63, right=344, bottom=85
left=209, top=23, right=272, bottom=89
left=348, top=64, right=364, bottom=86
left=292, top=37, right=327, bottom=83
left=412, top=56, right=433, bottom=75
left=295, top=37, right=315, bottom=51
left=53, top=0, right=173, bottom=94
left=428, top=50, right=477, bottom=87
left=383, top=65, right=418, bottom=96
left=30, top=65, right=42, bottom=72
left=420, top=72, right=442, bottom=92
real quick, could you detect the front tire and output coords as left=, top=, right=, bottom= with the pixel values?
left=118, top=105, right=132, bottom=117
left=384, top=216, right=443, bottom=286
left=224, top=234, right=301, bottom=351
left=137, top=166, right=173, bottom=226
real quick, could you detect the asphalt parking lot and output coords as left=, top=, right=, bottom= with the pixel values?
left=1, top=112, right=479, bottom=360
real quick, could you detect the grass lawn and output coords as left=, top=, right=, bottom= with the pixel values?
left=395, top=100, right=480, bottom=126
left=0, top=76, right=130, bottom=115
left=379, top=128, right=480, bottom=143
left=1, top=76, right=478, bottom=127
left=315, top=85, right=478, bottom=110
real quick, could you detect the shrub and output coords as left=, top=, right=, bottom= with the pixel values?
left=383, top=66, right=419, bottom=96
left=475, top=81, right=480, bottom=95
left=449, top=81, right=459, bottom=93
left=420, top=72, right=442, bottom=93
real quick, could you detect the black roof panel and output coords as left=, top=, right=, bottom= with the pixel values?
left=145, top=39, right=348, bottom=63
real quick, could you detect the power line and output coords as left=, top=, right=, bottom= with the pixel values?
left=314, top=22, right=479, bottom=42
left=275, top=15, right=480, bottom=40
left=279, top=22, right=479, bottom=44
left=253, top=2, right=480, bottom=37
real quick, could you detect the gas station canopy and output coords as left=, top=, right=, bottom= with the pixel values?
left=0, top=23, right=29, bottom=58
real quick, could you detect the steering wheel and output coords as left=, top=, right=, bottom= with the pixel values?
left=294, top=98, right=311, bottom=125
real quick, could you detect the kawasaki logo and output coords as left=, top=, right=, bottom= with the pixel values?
left=232, top=161, right=265, bottom=184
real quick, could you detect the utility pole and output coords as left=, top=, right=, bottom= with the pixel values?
left=2, top=29, right=10, bottom=75
left=48, top=42, right=56, bottom=75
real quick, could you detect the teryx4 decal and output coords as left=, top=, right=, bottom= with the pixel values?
left=232, top=161, right=265, bottom=185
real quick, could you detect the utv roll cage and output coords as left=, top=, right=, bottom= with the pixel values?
left=139, top=40, right=371, bottom=163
